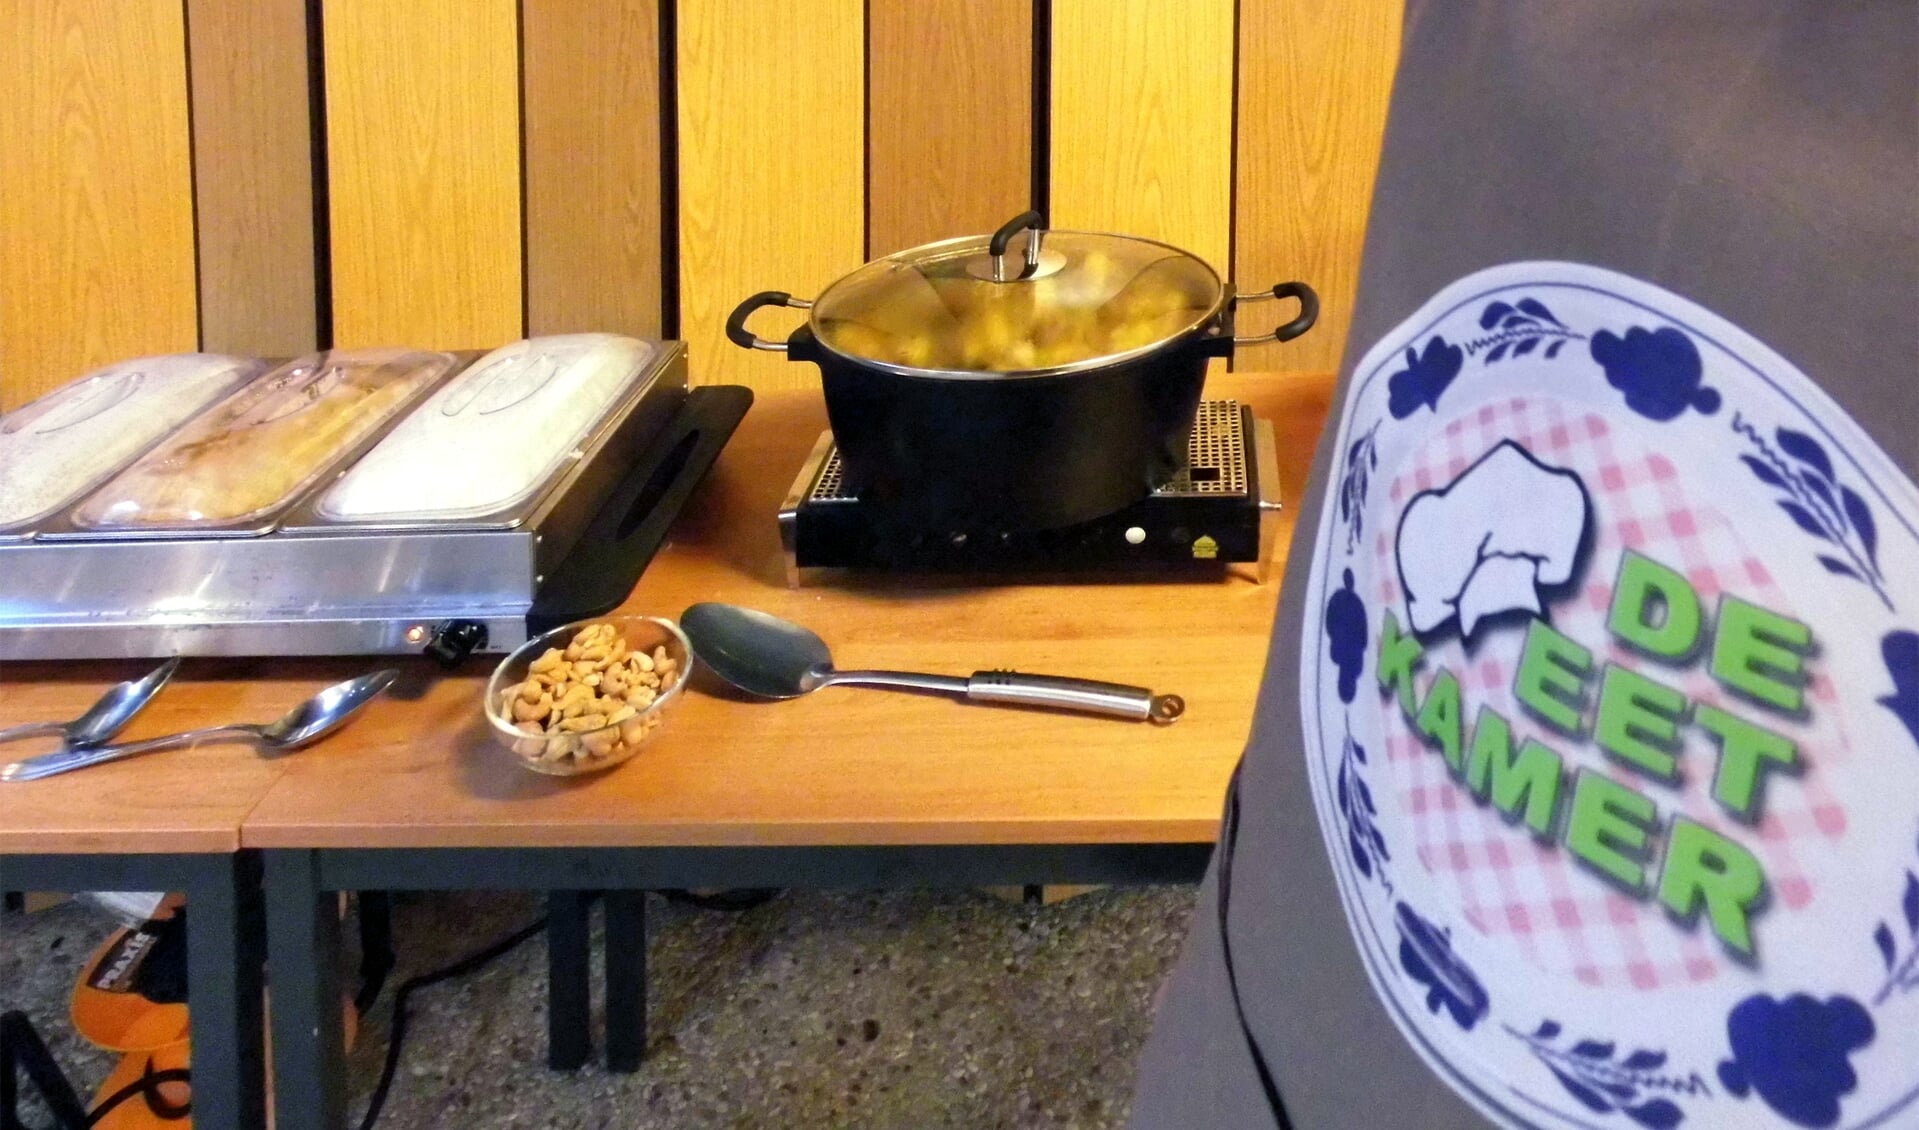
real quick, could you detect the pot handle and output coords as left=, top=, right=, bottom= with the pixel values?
left=1231, top=281, right=1320, bottom=346
left=986, top=210, right=1046, bottom=282
left=725, top=290, right=814, bottom=352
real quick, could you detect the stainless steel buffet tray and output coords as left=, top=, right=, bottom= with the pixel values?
left=0, top=342, right=689, bottom=660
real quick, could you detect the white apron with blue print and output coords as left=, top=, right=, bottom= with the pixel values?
left=1297, top=261, right=1919, bottom=1130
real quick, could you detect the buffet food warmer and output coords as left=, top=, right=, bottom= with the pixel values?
left=0, top=335, right=749, bottom=663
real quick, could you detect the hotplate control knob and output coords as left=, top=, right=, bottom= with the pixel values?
left=424, top=620, right=489, bottom=669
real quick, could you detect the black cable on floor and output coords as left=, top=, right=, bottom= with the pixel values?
left=357, top=916, right=548, bottom=1130
left=658, top=889, right=780, bottom=912
left=83, top=1066, right=191, bottom=1127
left=356, top=890, right=776, bottom=1129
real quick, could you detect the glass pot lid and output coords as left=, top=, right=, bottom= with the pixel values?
left=809, top=212, right=1224, bottom=376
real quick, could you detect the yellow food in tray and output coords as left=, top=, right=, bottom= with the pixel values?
left=72, top=348, right=457, bottom=532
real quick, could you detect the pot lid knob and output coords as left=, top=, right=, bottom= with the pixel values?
left=986, top=210, right=1046, bottom=283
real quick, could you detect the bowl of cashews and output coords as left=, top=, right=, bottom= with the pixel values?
left=484, top=616, right=691, bottom=775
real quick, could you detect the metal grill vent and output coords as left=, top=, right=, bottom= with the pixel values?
left=812, top=456, right=847, bottom=500
left=807, top=399, right=1247, bottom=503
left=1157, top=400, right=1245, bottom=496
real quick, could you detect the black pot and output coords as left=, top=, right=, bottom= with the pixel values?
left=726, top=212, right=1319, bottom=532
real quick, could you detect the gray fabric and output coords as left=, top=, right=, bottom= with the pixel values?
left=1130, top=3, right=1917, bottom=1127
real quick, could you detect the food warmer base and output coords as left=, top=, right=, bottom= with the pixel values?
left=779, top=400, right=1282, bottom=585
left=0, top=385, right=751, bottom=664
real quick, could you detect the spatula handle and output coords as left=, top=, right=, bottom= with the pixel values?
left=966, top=672, right=1184, bottom=723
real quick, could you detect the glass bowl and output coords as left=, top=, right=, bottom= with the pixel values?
left=484, top=616, right=692, bottom=775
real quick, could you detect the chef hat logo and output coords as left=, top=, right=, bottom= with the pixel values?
left=1396, top=441, right=1590, bottom=639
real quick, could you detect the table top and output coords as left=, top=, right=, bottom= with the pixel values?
left=3, top=372, right=1331, bottom=855
left=0, top=657, right=351, bottom=854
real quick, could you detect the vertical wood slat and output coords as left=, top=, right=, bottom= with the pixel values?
left=187, top=0, right=321, bottom=358
left=323, top=0, right=522, bottom=350
left=522, top=0, right=663, bottom=338
left=0, top=1, right=198, bottom=409
left=1048, top=0, right=1235, bottom=274
left=867, top=0, right=1032, bottom=257
left=677, top=0, right=865, bottom=390
left=1234, top=1, right=1400, bottom=375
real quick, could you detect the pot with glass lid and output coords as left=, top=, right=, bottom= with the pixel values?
left=727, top=211, right=1318, bottom=532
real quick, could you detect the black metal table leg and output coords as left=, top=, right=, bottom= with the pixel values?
left=545, top=891, right=591, bottom=1071
left=0, top=852, right=271, bottom=1130
left=603, top=891, right=646, bottom=1073
left=183, top=852, right=267, bottom=1130
left=355, top=891, right=394, bottom=1013
left=265, top=850, right=347, bottom=1130
left=2, top=1009, right=92, bottom=1128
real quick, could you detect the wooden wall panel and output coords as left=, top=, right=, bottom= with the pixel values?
left=323, top=0, right=522, bottom=349
left=187, top=0, right=320, bottom=357
left=1049, top=0, right=1235, bottom=274
left=523, top=0, right=663, bottom=338
left=867, top=0, right=1031, bottom=257
left=0, top=0, right=198, bottom=409
left=1234, top=1, right=1400, bottom=374
left=677, top=0, right=865, bottom=389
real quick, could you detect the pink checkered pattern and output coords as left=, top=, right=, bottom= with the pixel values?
left=1371, top=396, right=1852, bottom=990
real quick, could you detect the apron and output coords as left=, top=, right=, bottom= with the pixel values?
left=1130, top=4, right=1919, bottom=1127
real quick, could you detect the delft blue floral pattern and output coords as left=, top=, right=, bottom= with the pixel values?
left=1395, top=901, right=1489, bottom=1031
left=1591, top=325, right=1722, bottom=421
left=1733, top=413, right=1893, bottom=610
left=1718, top=994, right=1875, bottom=1128
left=1336, top=726, right=1391, bottom=889
left=1325, top=569, right=1368, bottom=705
left=1338, top=420, right=1382, bottom=555
left=1878, top=631, right=1919, bottom=748
left=1467, top=298, right=1586, bottom=364
left=1387, top=337, right=1466, bottom=418
left=1510, top=1021, right=1707, bottom=1130
left=1319, top=278, right=1916, bottom=1128
left=1870, top=830, right=1919, bottom=1007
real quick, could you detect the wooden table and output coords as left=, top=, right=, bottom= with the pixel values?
left=0, top=658, right=353, bottom=1129
left=243, top=373, right=1329, bottom=853
left=3, top=371, right=1331, bottom=1130
left=248, top=370, right=1331, bottom=1130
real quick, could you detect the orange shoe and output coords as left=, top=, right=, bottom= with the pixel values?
left=88, top=1030, right=192, bottom=1128
left=70, top=910, right=188, bottom=1054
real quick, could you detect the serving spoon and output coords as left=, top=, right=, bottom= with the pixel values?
left=1, top=669, right=399, bottom=782
left=0, top=657, right=181, bottom=749
left=680, top=603, right=1183, bottom=723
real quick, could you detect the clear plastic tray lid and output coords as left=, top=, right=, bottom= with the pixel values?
left=0, top=354, right=263, bottom=533
left=70, top=348, right=458, bottom=533
left=315, top=334, right=657, bottom=525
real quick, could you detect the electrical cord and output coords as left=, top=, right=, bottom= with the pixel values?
left=356, top=888, right=778, bottom=1129
left=658, top=889, right=780, bottom=912
left=1, top=1011, right=189, bottom=1128
left=83, top=1066, right=191, bottom=1126
left=356, top=916, right=548, bottom=1130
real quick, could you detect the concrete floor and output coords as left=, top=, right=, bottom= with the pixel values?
left=2, top=886, right=1196, bottom=1128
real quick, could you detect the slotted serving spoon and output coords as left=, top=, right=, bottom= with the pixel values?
left=0, top=658, right=181, bottom=749
left=681, top=603, right=1184, bottom=723
left=2, top=669, right=400, bottom=782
